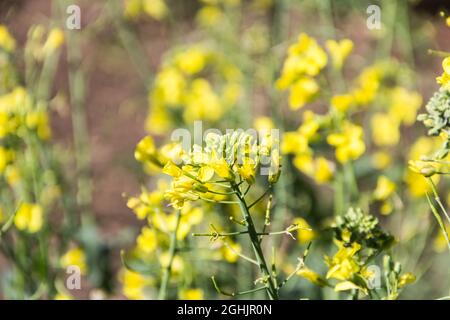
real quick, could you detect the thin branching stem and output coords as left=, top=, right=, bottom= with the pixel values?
left=158, top=210, right=181, bottom=300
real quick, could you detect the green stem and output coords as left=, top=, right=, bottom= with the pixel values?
left=58, top=0, right=92, bottom=224
left=232, top=184, right=279, bottom=300
left=107, top=0, right=152, bottom=84
left=158, top=210, right=181, bottom=300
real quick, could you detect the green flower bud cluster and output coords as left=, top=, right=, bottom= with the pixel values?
left=333, top=208, right=394, bottom=251
left=417, top=88, right=450, bottom=136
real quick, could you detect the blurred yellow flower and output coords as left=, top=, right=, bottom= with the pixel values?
left=121, top=269, right=153, bottom=300
left=54, top=292, right=73, bottom=300
left=289, top=77, right=319, bottom=110
left=277, top=33, right=327, bottom=97
left=179, top=288, right=204, bottom=300
left=196, top=5, right=223, bottom=27
left=371, top=113, right=399, bottom=146
left=254, top=116, right=274, bottom=131
left=221, top=240, right=241, bottom=263
left=327, top=122, right=365, bottom=163
left=0, top=25, right=16, bottom=52
left=297, top=267, right=327, bottom=286
left=388, top=87, right=422, bottom=125
left=313, top=157, right=334, bottom=183
left=184, top=78, right=224, bottom=122
left=371, top=151, right=392, bottom=170
left=325, top=39, right=353, bottom=70
left=60, top=247, right=87, bottom=274
left=159, top=252, right=184, bottom=275
left=282, top=132, right=309, bottom=155
left=175, top=47, right=207, bottom=75
left=292, top=217, right=316, bottom=243
left=14, top=203, right=43, bottom=233
left=433, top=223, right=450, bottom=252
left=437, top=57, right=450, bottom=89
left=136, top=227, right=158, bottom=254
left=351, top=65, right=381, bottom=105
left=331, top=94, right=354, bottom=113
left=125, top=0, right=168, bottom=20
left=42, top=28, right=64, bottom=57
left=398, top=273, right=416, bottom=288
left=374, top=176, right=396, bottom=200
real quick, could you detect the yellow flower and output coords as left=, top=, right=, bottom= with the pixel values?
left=325, top=39, right=353, bottom=70
left=313, top=157, right=334, bottom=184
left=136, top=227, right=158, bottom=254
left=276, top=33, right=327, bottom=90
left=196, top=5, right=223, bottom=27
left=254, top=116, right=274, bottom=131
left=163, top=161, right=183, bottom=178
left=292, top=217, right=316, bottom=243
left=437, top=57, right=450, bottom=89
left=121, top=269, right=153, bottom=300
left=237, top=157, right=256, bottom=184
left=0, top=25, right=16, bottom=52
left=325, top=242, right=361, bottom=281
left=124, top=0, right=142, bottom=18
left=14, top=203, right=43, bottom=233
left=159, top=252, right=184, bottom=275
left=60, top=247, right=87, bottom=274
left=135, top=136, right=162, bottom=168
left=351, top=66, right=381, bottom=105
left=42, top=28, right=64, bottom=56
left=125, top=0, right=168, bottom=20
left=153, top=67, right=186, bottom=106
left=145, top=105, right=171, bottom=135
left=398, top=273, right=416, bottom=288
left=334, top=280, right=367, bottom=295
left=175, top=47, right=207, bottom=75
left=288, top=77, right=319, bottom=109
left=184, top=78, right=224, bottom=122
left=331, top=94, right=354, bottom=113
left=54, top=292, right=73, bottom=300
left=388, top=87, right=422, bottom=125
left=221, top=240, right=241, bottom=263
left=327, top=122, right=365, bottom=163
left=371, top=151, right=391, bottom=170
left=0, top=206, right=4, bottom=223
left=297, top=267, right=327, bottom=286
left=281, top=132, right=309, bottom=155
left=373, top=176, right=396, bottom=201
left=433, top=223, right=450, bottom=252
left=293, top=154, right=314, bottom=176
left=179, top=288, right=204, bottom=300
left=299, top=111, right=320, bottom=139
left=142, top=0, right=168, bottom=20
left=371, top=113, right=400, bottom=146
left=210, top=156, right=232, bottom=179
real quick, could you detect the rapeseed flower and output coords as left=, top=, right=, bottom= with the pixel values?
left=179, top=288, right=204, bottom=300
left=325, top=39, right=353, bottom=70
left=327, top=122, right=365, bottom=163
left=437, top=57, right=450, bottom=89
left=60, top=247, right=87, bottom=274
left=14, top=203, right=43, bottom=233
left=0, top=25, right=16, bottom=52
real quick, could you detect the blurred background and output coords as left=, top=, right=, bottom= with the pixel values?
left=0, top=0, right=449, bottom=300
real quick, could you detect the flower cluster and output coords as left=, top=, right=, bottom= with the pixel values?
left=276, top=33, right=328, bottom=110
left=298, top=208, right=414, bottom=298
left=146, top=46, right=242, bottom=134
left=163, top=131, right=280, bottom=209
left=124, top=0, right=168, bottom=21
